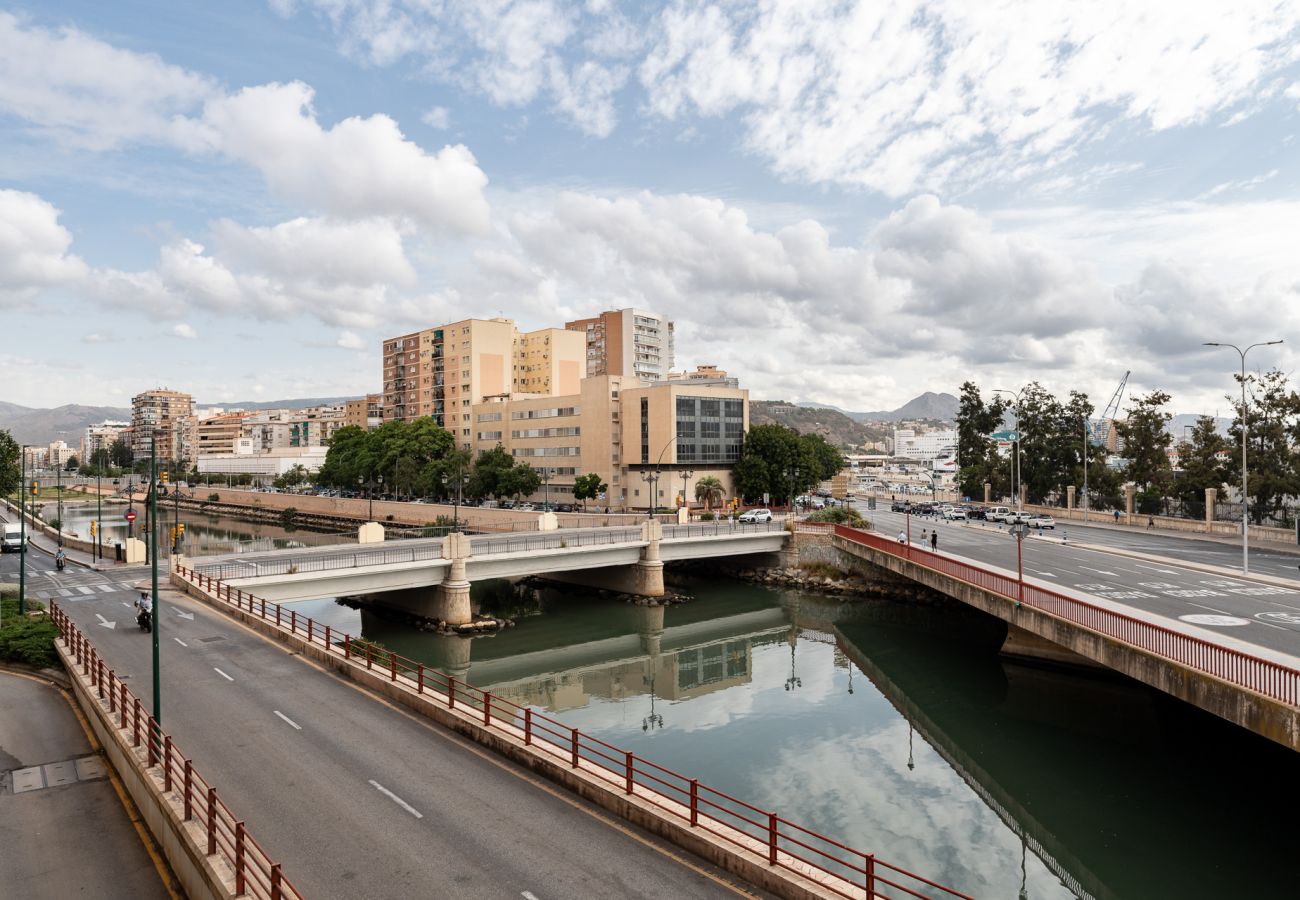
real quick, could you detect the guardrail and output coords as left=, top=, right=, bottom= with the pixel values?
left=49, top=604, right=304, bottom=900
left=833, top=525, right=1300, bottom=707
left=466, top=528, right=644, bottom=555
left=173, top=562, right=971, bottom=900
left=662, top=521, right=786, bottom=538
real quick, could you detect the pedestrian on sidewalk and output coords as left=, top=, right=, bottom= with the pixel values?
left=1113, top=509, right=1120, bottom=525
left=897, top=529, right=907, bottom=544
left=1147, top=515, right=1154, bottom=529
left=930, top=530, right=938, bottom=552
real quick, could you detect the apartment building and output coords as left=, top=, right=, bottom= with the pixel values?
left=195, top=412, right=249, bottom=457
left=382, top=318, right=584, bottom=451
left=892, top=428, right=958, bottom=462
left=344, top=393, right=383, bottom=431
left=80, top=420, right=131, bottom=463
left=471, top=375, right=747, bottom=510
left=131, top=388, right=195, bottom=461
left=564, top=308, right=675, bottom=382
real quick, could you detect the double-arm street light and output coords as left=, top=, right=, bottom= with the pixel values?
left=679, top=469, right=693, bottom=515
left=642, top=437, right=678, bottom=519
left=1203, top=339, right=1283, bottom=575
left=358, top=474, right=383, bottom=521
left=994, top=388, right=1026, bottom=511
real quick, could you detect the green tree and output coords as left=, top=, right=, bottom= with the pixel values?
left=108, top=439, right=134, bottom=468
left=64, top=455, right=79, bottom=472
left=955, top=382, right=1009, bottom=498
left=273, top=463, right=309, bottom=492
left=315, top=425, right=375, bottom=488
left=731, top=424, right=824, bottom=503
left=694, top=475, right=725, bottom=512
left=1229, top=369, right=1299, bottom=524
left=499, top=462, right=541, bottom=501
left=0, top=430, right=19, bottom=496
left=391, top=456, right=421, bottom=499
left=1116, top=390, right=1174, bottom=512
left=469, top=444, right=517, bottom=499
left=1174, top=415, right=1230, bottom=515
left=572, top=472, right=607, bottom=510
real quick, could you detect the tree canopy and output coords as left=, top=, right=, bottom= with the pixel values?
left=316, top=419, right=455, bottom=497
left=731, top=424, right=844, bottom=503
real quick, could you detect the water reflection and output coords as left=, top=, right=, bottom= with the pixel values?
left=285, top=576, right=1300, bottom=897
left=50, top=504, right=352, bottom=554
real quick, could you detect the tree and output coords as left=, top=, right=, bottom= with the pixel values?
left=954, top=382, right=1009, bottom=498
left=273, top=464, right=309, bottom=492
left=468, top=444, right=516, bottom=499
left=0, top=429, right=18, bottom=496
left=108, top=439, right=134, bottom=468
left=731, top=424, right=826, bottom=503
left=392, top=456, right=421, bottom=499
left=499, top=463, right=541, bottom=501
left=1175, top=415, right=1230, bottom=515
left=572, top=472, right=607, bottom=510
left=1116, top=391, right=1174, bottom=512
left=64, top=455, right=79, bottom=472
left=1229, top=369, right=1299, bottom=524
left=694, top=475, right=725, bottom=512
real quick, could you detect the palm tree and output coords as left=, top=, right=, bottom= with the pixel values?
left=694, top=476, right=725, bottom=514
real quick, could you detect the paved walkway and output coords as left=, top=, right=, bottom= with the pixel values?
left=0, top=669, right=172, bottom=899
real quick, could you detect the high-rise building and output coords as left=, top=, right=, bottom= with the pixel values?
left=565, top=308, right=675, bottom=382
left=81, top=420, right=131, bottom=464
left=131, top=388, right=195, bottom=461
left=382, top=317, right=585, bottom=451
left=344, top=393, right=383, bottom=431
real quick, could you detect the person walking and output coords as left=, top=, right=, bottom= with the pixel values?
left=897, top=529, right=907, bottom=544
left=930, top=530, right=938, bottom=552
left=1147, top=515, right=1155, bottom=530
left=1113, top=509, right=1120, bottom=525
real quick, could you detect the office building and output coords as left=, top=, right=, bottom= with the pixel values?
left=565, top=308, right=675, bottom=382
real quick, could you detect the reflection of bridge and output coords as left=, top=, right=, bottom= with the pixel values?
left=181, top=522, right=788, bottom=625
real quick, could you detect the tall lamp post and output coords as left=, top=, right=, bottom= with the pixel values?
left=995, top=388, right=1025, bottom=511
left=149, top=433, right=161, bottom=723
left=1203, top=339, right=1283, bottom=574
left=95, top=464, right=103, bottom=562
left=18, top=445, right=27, bottom=614
left=679, top=469, right=693, bottom=517
left=55, top=457, right=63, bottom=547
left=642, top=437, right=678, bottom=519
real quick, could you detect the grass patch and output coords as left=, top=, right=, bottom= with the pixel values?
left=0, top=595, right=59, bottom=669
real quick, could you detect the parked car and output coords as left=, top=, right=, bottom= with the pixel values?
left=986, top=506, right=1011, bottom=522
left=891, top=500, right=909, bottom=512
left=946, top=507, right=968, bottom=520
left=1006, top=511, right=1033, bottom=525
left=1028, top=515, right=1056, bottom=529
left=738, top=508, right=773, bottom=523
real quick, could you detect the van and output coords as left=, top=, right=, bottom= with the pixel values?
left=2, top=522, right=22, bottom=552
left=986, top=506, right=1011, bottom=522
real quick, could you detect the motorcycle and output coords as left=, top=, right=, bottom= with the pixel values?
left=137, top=608, right=152, bottom=632
left=55, top=556, right=65, bottom=572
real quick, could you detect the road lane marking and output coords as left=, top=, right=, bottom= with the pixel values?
left=174, top=638, right=188, bottom=648
left=76, top=585, right=94, bottom=595
left=97, top=583, right=116, bottom=592
left=95, top=614, right=116, bottom=630
left=368, top=780, right=423, bottom=818
left=174, top=609, right=195, bottom=620
left=1134, top=563, right=1179, bottom=574
left=213, top=667, right=234, bottom=682
left=1078, top=566, right=1118, bottom=576
left=274, top=710, right=302, bottom=730
left=1031, top=570, right=1057, bottom=577
left=522, top=892, right=541, bottom=900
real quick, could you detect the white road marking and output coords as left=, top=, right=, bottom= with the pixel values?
left=213, top=667, right=234, bottom=682
left=76, top=585, right=94, bottom=595
left=522, top=892, right=541, bottom=900
left=1031, top=570, right=1058, bottom=577
left=121, top=602, right=133, bottom=608
left=1078, top=566, right=1119, bottom=576
left=1133, top=563, right=1179, bottom=574
left=174, top=609, right=195, bottom=620
left=97, top=584, right=116, bottom=592
left=94, top=614, right=116, bottom=630
left=369, top=780, right=423, bottom=818
left=174, top=638, right=188, bottom=648
left=274, top=710, right=302, bottom=731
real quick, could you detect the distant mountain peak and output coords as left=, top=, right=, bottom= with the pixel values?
left=797, top=391, right=959, bottom=423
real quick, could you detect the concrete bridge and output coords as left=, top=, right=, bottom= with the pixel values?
left=181, top=521, right=788, bottom=625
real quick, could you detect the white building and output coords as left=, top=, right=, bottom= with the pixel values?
left=892, top=428, right=958, bottom=462
left=195, top=440, right=327, bottom=477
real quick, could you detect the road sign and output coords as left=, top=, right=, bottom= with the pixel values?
left=125, top=510, right=137, bottom=523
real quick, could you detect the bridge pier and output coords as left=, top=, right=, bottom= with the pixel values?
left=430, top=532, right=473, bottom=625
left=541, top=520, right=666, bottom=597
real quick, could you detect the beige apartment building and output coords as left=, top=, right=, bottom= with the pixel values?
left=565, top=308, right=675, bottom=381
left=131, top=388, right=195, bottom=461
left=382, top=318, right=584, bottom=451
left=472, top=375, right=747, bottom=510
left=344, top=393, right=383, bottom=430
left=195, top=412, right=248, bottom=456
left=81, top=420, right=131, bottom=463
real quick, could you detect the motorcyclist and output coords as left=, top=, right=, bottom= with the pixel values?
left=135, top=592, right=153, bottom=630
left=55, top=547, right=67, bottom=571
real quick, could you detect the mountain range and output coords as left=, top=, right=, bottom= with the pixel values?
left=797, top=391, right=961, bottom=423
left=0, top=403, right=132, bottom=446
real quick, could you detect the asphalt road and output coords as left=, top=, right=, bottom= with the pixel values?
left=0, top=671, right=171, bottom=900
left=0, top=551, right=758, bottom=900
left=870, top=509, right=1300, bottom=659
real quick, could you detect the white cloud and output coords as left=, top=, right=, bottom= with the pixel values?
left=172, top=323, right=197, bottom=339
left=422, top=106, right=451, bottom=129
left=0, top=188, right=88, bottom=304
left=0, top=16, right=491, bottom=234
left=336, top=330, right=365, bottom=350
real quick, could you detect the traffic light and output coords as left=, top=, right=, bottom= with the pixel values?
left=30, top=480, right=38, bottom=495
left=160, top=471, right=169, bottom=484
left=90, top=521, right=97, bottom=537
left=177, top=522, right=185, bottom=539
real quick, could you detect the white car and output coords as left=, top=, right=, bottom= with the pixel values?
left=738, top=508, right=773, bottom=523
left=1006, top=511, right=1033, bottom=526
left=946, top=508, right=968, bottom=520
left=1028, top=515, right=1056, bottom=529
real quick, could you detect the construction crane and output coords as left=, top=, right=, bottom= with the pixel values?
left=1088, top=371, right=1129, bottom=448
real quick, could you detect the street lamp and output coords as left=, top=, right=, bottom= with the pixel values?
left=18, top=444, right=27, bottom=614
left=1009, top=521, right=1028, bottom=601
left=679, top=469, right=693, bottom=517
left=994, top=388, right=1025, bottom=511
left=541, top=466, right=552, bottom=510
left=642, top=437, right=678, bottom=519
left=1204, top=339, right=1283, bottom=574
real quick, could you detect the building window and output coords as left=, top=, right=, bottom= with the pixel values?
left=676, top=397, right=695, bottom=418
left=677, top=421, right=695, bottom=439
left=701, top=421, right=720, bottom=438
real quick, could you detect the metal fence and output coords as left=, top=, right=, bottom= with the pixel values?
left=174, top=563, right=972, bottom=900
left=50, top=606, right=304, bottom=900
left=191, top=540, right=447, bottom=580
left=833, top=525, right=1300, bottom=707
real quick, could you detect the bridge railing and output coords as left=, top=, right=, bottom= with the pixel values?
left=174, top=563, right=972, bottom=900
left=833, top=525, right=1300, bottom=707
left=190, top=540, right=448, bottom=580
left=466, top=528, right=644, bottom=555
left=48, top=604, right=304, bottom=900
left=662, top=520, right=786, bottom=538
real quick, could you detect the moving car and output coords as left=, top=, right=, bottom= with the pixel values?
left=738, top=508, right=773, bottom=523
left=946, top=507, right=968, bottom=520
left=1027, top=514, right=1056, bottom=529
left=986, top=506, right=1011, bottom=522
left=1006, top=511, right=1033, bottom=526
left=2, top=522, right=22, bottom=552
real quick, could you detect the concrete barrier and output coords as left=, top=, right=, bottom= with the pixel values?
left=56, top=640, right=244, bottom=900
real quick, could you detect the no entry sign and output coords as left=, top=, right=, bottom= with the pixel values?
left=125, top=510, right=137, bottom=523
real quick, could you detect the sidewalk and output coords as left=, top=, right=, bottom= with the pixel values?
left=0, top=668, right=173, bottom=900
left=0, top=505, right=145, bottom=574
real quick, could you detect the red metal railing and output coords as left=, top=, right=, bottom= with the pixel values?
left=173, top=563, right=971, bottom=900
left=833, top=524, right=1300, bottom=707
left=49, top=605, right=304, bottom=900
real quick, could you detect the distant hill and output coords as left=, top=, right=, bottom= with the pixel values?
left=798, top=391, right=959, bottom=423
left=0, top=404, right=132, bottom=445
left=752, top=401, right=890, bottom=450
left=199, top=395, right=364, bottom=411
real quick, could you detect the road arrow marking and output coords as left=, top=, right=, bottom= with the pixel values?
left=1079, top=566, right=1118, bottom=576
left=95, top=614, right=116, bottom=630
left=174, top=610, right=195, bottom=620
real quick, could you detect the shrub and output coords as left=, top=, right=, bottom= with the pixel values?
left=805, top=506, right=868, bottom=528
left=0, top=597, right=59, bottom=669
left=208, top=493, right=221, bottom=502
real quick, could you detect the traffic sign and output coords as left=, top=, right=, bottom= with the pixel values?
left=125, top=510, right=137, bottom=523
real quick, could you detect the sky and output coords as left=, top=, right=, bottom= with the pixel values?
left=3, top=1, right=1300, bottom=417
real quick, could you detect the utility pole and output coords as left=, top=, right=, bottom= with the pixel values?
left=150, top=437, right=161, bottom=723
left=18, top=446, right=27, bottom=614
